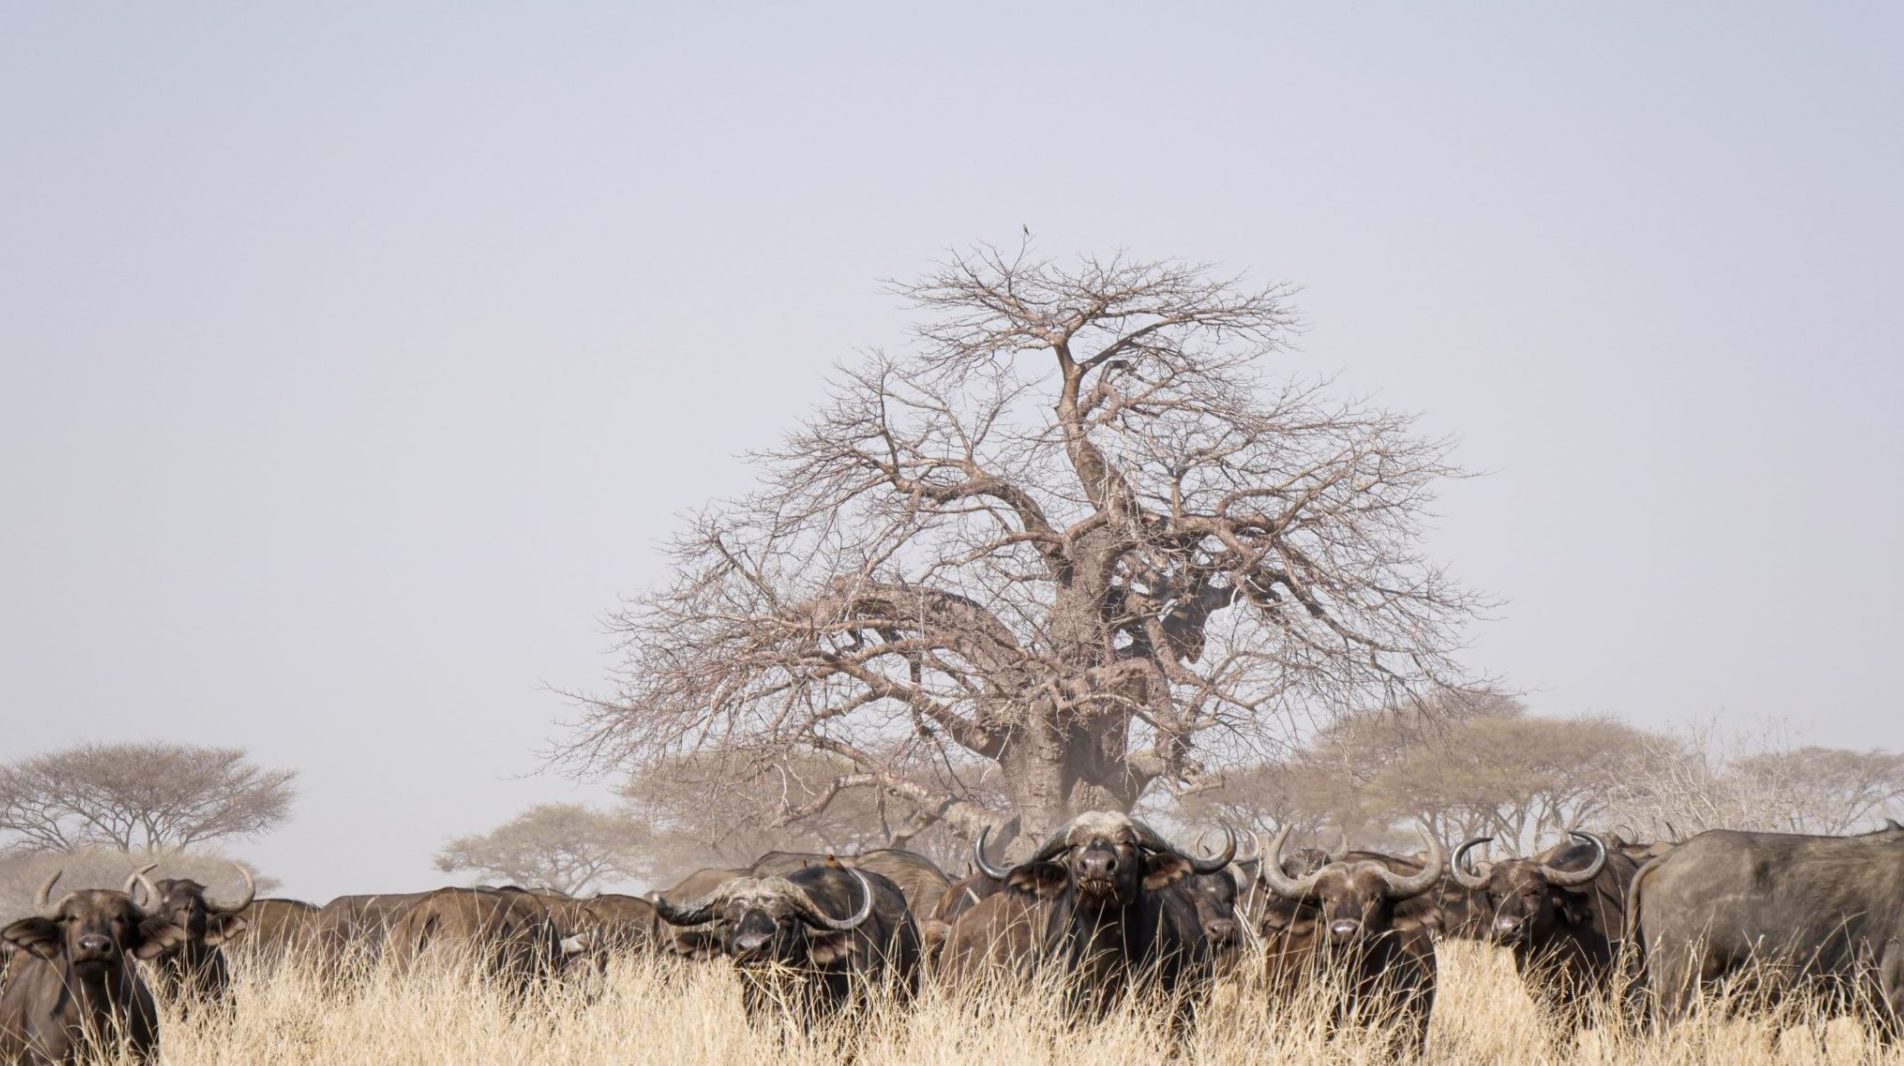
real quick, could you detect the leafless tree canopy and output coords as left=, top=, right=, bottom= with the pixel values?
left=0, top=742, right=296, bottom=854
left=434, top=803, right=650, bottom=895
left=569, top=245, right=1481, bottom=845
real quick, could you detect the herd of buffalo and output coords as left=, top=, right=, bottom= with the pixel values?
left=5, top=810, right=1904, bottom=1062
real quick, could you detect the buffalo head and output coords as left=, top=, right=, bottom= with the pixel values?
left=650, top=866, right=876, bottom=968
left=1451, top=831, right=1606, bottom=945
left=987, top=812, right=1234, bottom=908
left=1261, top=826, right=1445, bottom=945
left=135, top=863, right=256, bottom=948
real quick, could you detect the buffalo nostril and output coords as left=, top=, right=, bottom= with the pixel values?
left=77, top=935, right=113, bottom=953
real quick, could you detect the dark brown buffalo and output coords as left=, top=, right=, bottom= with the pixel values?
left=230, top=898, right=319, bottom=964
left=1262, top=826, right=1445, bottom=1058
left=1625, top=825, right=1904, bottom=1030
left=1452, top=831, right=1642, bottom=1032
left=134, top=864, right=255, bottom=1008
left=747, top=849, right=954, bottom=920
left=979, top=812, right=1235, bottom=1020
left=309, top=892, right=431, bottom=974
left=0, top=868, right=188, bottom=1065
left=385, top=887, right=590, bottom=993
left=652, top=863, right=920, bottom=1022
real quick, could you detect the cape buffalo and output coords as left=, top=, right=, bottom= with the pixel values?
left=932, top=890, right=1050, bottom=983
left=1262, top=826, right=1445, bottom=1058
left=309, top=892, right=431, bottom=976
left=133, top=864, right=255, bottom=1009
left=385, top=887, right=591, bottom=994
left=978, top=812, right=1235, bottom=1020
left=652, top=863, right=919, bottom=1022
left=1452, top=831, right=1640, bottom=1032
left=230, top=898, right=319, bottom=965
left=747, top=849, right=954, bottom=920
left=0, top=867, right=189, bottom=1065
left=1625, top=826, right=1904, bottom=1031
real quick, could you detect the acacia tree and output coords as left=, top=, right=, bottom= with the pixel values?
left=0, top=742, right=295, bottom=854
left=570, top=245, right=1479, bottom=846
left=435, top=804, right=650, bottom=895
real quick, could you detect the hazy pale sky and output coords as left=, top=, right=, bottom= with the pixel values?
left=2, top=4, right=1899, bottom=899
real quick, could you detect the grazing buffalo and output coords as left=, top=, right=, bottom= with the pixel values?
left=310, top=892, right=431, bottom=975
left=747, top=849, right=954, bottom=920
left=932, top=890, right=1050, bottom=982
left=230, top=898, right=319, bottom=964
left=1262, top=826, right=1445, bottom=1058
left=1452, top=831, right=1640, bottom=1032
left=385, top=887, right=590, bottom=993
left=0, top=868, right=188, bottom=1065
left=978, top=812, right=1235, bottom=1019
left=1625, top=826, right=1904, bottom=1030
left=134, top=864, right=255, bottom=1009
left=651, top=863, right=919, bottom=1022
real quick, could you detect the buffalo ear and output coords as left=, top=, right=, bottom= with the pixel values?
left=668, top=930, right=721, bottom=960
left=202, top=913, right=248, bottom=948
left=1006, top=863, right=1069, bottom=899
left=1, top=918, right=63, bottom=960
left=1140, top=852, right=1193, bottom=891
left=133, top=920, right=191, bottom=961
left=804, top=931, right=854, bottom=966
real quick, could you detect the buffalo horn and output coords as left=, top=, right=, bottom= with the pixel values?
left=1539, top=831, right=1606, bottom=888
left=34, top=870, right=64, bottom=917
left=1373, top=826, right=1444, bottom=899
left=208, top=863, right=257, bottom=913
left=790, top=867, right=876, bottom=932
left=973, top=825, right=1014, bottom=881
left=1258, top=826, right=1326, bottom=900
left=124, top=863, right=161, bottom=908
left=648, top=892, right=718, bottom=928
left=1451, top=836, right=1494, bottom=890
left=1024, top=825, right=1074, bottom=866
left=1188, top=826, right=1237, bottom=875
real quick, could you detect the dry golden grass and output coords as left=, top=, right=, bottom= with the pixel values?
left=115, top=941, right=1900, bottom=1065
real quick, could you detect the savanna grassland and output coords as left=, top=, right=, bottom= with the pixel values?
left=131, top=941, right=1897, bottom=1066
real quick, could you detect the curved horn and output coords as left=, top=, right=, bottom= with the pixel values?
left=1024, top=825, right=1074, bottom=866
left=1539, top=831, right=1606, bottom=888
left=1234, top=831, right=1263, bottom=864
left=208, top=863, right=256, bottom=913
left=124, top=863, right=160, bottom=908
left=1258, top=826, right=1327, bottom=899
left=648, top=890, right=719, bottom=928
left=1451, top=836, right=1494, bottom=890
left=973, top=825, right=1014, bottom=881
left=34, top=870, right=63, bottom=917
left=1188, top=826, right=1237, bottom=875
left=790, top=867, right=876, bottom=932
left=1373, top=827, right=1444, bottom=899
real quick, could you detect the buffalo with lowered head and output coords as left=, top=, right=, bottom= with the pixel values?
left=980, top=812, right=1235, bottom=1019
left=652, top=862, right=919, bottom=1022
left=1262, top=826, right=1445, bottom=1058
left=0, top=866, right=189, bottom=1065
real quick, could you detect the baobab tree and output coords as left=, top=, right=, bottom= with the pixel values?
left=568, top=244, right=1480, bottom=848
